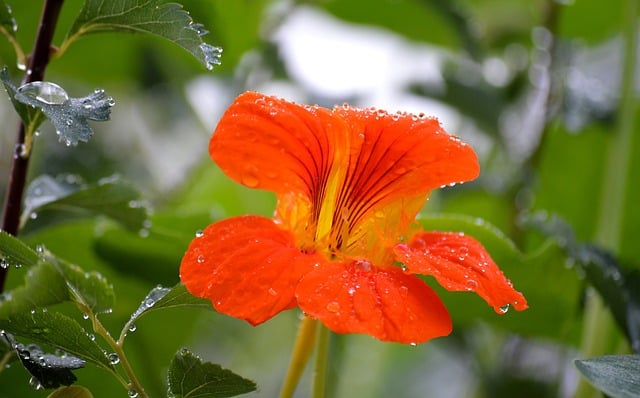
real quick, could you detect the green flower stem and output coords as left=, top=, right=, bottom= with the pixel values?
left=576, top=0, right=638, bottom=397
left=312, top=322, right=331, bottom=398
left=279, top=316, right=318, bottom=398
left=92, top=315, right=148, bottom=398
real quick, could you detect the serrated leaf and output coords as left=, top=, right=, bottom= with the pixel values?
left=125, top=283, right=209, bottom=332
left=0, top=229, right=40, bottom=267
left=7, top=336, right=85, bottom=389
left=575, top=355, right=640, bottom=398
left=47, top=385, right=94, bottom=398
left=167, top=348, right=257, bottom=398
left=13, top=82, right=114, bottom=146
left=152, top=283, right=211, bottom=312
left=65, top=0, right=222, bottom=70
left=0, top=311, right=112, bottom=371
left=0, top=67, right=47, bottom=139
left=22, top=174, right=148, bottom=231
left=51, top=256, right=116, bottom=316
left=0, top=262, right=69, bottom=319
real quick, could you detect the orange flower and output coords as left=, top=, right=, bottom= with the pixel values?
left=180, top=91, right=527, bottom=344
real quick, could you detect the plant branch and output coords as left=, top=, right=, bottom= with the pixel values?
left=0, top=0, right=65, bottom=292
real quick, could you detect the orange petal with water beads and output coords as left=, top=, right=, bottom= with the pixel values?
left=180, top=215, right=320, bottom=325
left=296, top=260, right=452, bottom=344
left=394, top=232, right=528, bottom=314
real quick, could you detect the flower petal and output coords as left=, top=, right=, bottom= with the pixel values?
left=394, top=232, right=528, bottom=313
left=330, top=107, right=480, bottom=256
left=180, top=215, right=320, bottom=325
left=296, top=260, right=452, bottom=344
left=210, top=91, right=346, bottom=200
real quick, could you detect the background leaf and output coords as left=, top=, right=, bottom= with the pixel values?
left=167, top=348, right=257, bottom=398
left=575, top=355, right=640, bottom=398
left=64, top=0, right=222, bottom=70
left=22, top=174, right=148, bottom=232
left=47, top=385, right=94, bottom=398
left=0, top=0, right=16, bottom=41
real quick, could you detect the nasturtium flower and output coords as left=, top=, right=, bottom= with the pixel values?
left=180, top=91, right=527, bottom=344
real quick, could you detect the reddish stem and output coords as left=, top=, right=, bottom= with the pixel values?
left=0, top=0, right=65, bottom=292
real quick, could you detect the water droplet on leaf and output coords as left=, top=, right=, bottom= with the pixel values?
left=108, top=352, right=120, bottom=365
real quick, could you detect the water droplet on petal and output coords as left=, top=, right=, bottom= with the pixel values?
left=409, top=342, right=417, bottom=347
left=241, top=172, right=259, bottom=188
left=268, top=288, right=277, bottom=296
left=326, top=302, right=340, bottom=313
left=195, top=229, right=204, bottom=238
left=499, top=304, right=510, bottom=314
left=196, top=255, right=205, bottom=264
left=399, top=285, right=409, bottom=298
left=354, top=260, right=371, bottom=272
left=465, top=279, right=478, bottom=291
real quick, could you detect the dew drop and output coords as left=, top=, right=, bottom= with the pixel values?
left=465, top=279, right=478, bottom=291
left=347, top=287, right=356, bottom=295
left=399, top=285, right=409, bottom=298
left=128, top=323, right=137, bottom=332
left=498, top=304, right=510, bottom=314
left=82, top=313, right=90, bottom=320
left=36, top=245, right=44, bottom=254
left=325, top=302, right=340, bottom=313
left=196, top=255, right=205, bottom=264
left=128, top=389, right=139, bottom=398
left=268, top=288, right=277, bottom=296
left=409, top=342, right=417, bottom=347
left=108, top=352, right=120, bottom=365
left=354, top=259, right=372, bottom=272
left=0, top=259, right=9, bottom=269
left=18, top=81, right=69, bottom=105
left=195, top=229, right=204, bottom=238
left=241, top=172, right=259, bottom=188
left=28, top=376, right=42, bottom=390
left=87, top=333, right=95, bottom=341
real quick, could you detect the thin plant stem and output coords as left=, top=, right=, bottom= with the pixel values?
left=92, top=315, right=148, bottom=398
left=0, top=0, right=65, bottom=292
left=311, top=322, right=330, bottom=398
left=279, top=316, right=318, bottom=398
left=575, top=0, right=638, bottom=397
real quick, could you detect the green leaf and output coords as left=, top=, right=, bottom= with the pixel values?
left=0, top=229, right=40, bottom=268
left=125, top=284, right=208, bottom=333
left=65, top=0, right=222, bottom=70
left=7, top=335, right=85, bottom=389
left=47, top=385, right=94, bottom=398
left=0, top=67, right=47, bottom=139
left=0, top=1, right=16, bottom=40
left=0, top=311, right=113, bottom=371
left=0, top=262, right=69, bottom=319
left=575, top=355, right=640, bottom=398
left=151, top=283, right=210, bottom=312
left=23, top=174, right=148, bottom=232
left=51, top=256, right=116, bottom=316
left=167, top=348, right=257, bottom=398
left=524, top=212, right=640, bottom=351
left=13, top=81, right=114, bottom=147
